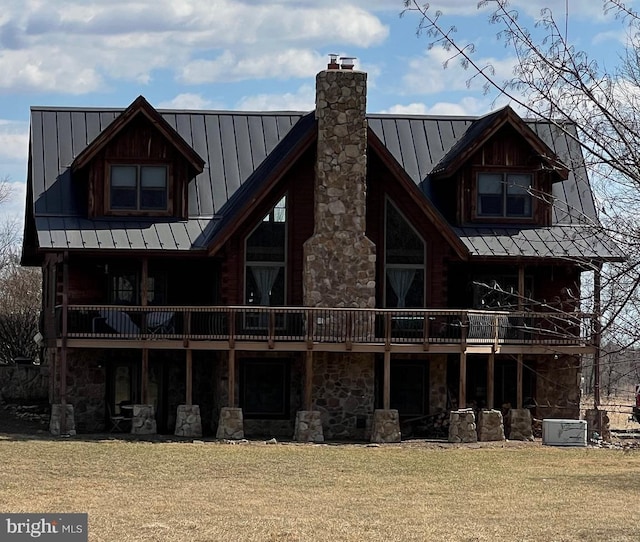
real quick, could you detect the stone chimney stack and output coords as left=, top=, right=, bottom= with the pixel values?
left=303, top=58, right=376, bottom=309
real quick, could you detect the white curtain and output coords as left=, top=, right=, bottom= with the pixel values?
left=387, top=269, right=416, bottom=308
left=251, top=266, right=279, bottom=305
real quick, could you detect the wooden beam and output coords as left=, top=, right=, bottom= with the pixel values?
left=228, top=349, right=236, bottom=408
left=518, top=265, right=525, bottom=310
left=60, top=252, right=69, bottom=433
left=459, top=352, right=467, bottom=409
left=186, top=349, right=193, bottom=406
left=141, top=257, right=148, bottom=306
left=516, top=354, right=523, bottom=409
left=141, top=349, right=149, bottom=405
left=304, top=350, right=313, bottom=411
left=593, top=264, right=602, bottom=407
left=383, top=350, right=391, bottom=410
left=487, top=353, right=495, bottom=409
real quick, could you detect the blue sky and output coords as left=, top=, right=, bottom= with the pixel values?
left=0, top=0, right=633, bottom=221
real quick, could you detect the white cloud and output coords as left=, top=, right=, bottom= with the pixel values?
left=235, top=84, right=314, bottom=111
left=156, top=93, right=221, bottom=110
left=400, top=46, right=518, bottom=96
left=0, top=120, right=29, bottom=164
left=381, top=96, right=500, bottom=116
left=180, top=49, right=324, bottom=84
left=0, top=1, right=389, bottom=94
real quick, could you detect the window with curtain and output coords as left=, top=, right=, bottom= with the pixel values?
left=245, top=196, right=287, bottom=326
left=385, top=200, right=425, bottom=308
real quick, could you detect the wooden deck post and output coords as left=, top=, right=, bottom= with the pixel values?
left=60, top=252, right=69, bottom=434
left=186, top=349, right=193, bottom=406
left=228, top=349, right=236, bottom=408
left=141, top=349, right=149, bottom=405
left=383, top=350, right=391, bottom=410
left=304, top=350, right=313, bottom=411
left=516, top=354, right=523, bottom=409
left=487, top=353, right=495, bottom=409
left=459, top=352, right=467, bottom=409
left=593, top=264, right=602, bottom=408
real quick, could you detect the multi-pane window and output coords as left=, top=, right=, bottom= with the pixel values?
left=385, top=200, right=425, bottom=308
left=109, top=270, right=167, bottom=305
left=245, top=195, right=287, bottom=307
left=110, top=165, right=168, bottom=211
left=240, top=359, right=290, bottom=419
left=477, top=173, right=532, bottom=218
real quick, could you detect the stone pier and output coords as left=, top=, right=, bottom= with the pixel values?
left=477, top=409, right=505, bottom=442
left=585, top=408, right=611, bottom=442
left=508, top=409, right=533, bottom=441
left=131, top=404, right=157, bottom=435
left=370, top=409, right=401, bottom=443
left=216, top=407, right=244, bottom=440
left=293, top=411, right=324, bottom=442
left=49, top=404, right=76, bottom=436
left=448, top=409, right=477, bottom=443
left=174, top=405, right=202, bottom=438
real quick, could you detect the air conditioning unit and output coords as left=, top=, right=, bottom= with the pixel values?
left=542, top=419, right=587, bottom=447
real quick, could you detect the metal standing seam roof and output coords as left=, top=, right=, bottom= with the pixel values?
left=26, top=104, right=622, bottom=260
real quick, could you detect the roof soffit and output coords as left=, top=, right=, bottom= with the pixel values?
left=431, top=106, right=569, bottom=181
left=70, top=95, right=205, bottom=174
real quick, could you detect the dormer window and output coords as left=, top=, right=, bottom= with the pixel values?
left=477, top=173, right=532, bottom=218
left=110, top=165, right=168, bottom=212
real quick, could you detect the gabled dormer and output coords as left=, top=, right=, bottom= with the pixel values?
left=71, top=96, right=205, bottom=219
left=429, top=106, right=569, bottom=227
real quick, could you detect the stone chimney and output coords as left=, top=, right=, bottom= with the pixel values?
left=303, top=58, right=376, bottom=309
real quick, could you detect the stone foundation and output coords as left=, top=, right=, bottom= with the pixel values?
left=174, top=405, right=202, bottom=438
left=477, top=409, right=505, bottom=442
left=585, top=408, right=611, bottom=442
left=535, top=355, right=581, bottom=419
left=216, top=407, right=245, bottom=440
left=313, top=352, right=374, bottom=440
left=131, top=404, right=157, bottom=435
left=508, top=409, right=533, bottom=441
left=49, top=404, right=76, bottom=436
left=370, top=409, right=401, bottom=443
left=448, top=409, right=477, bottom=443
left=293, top=410, right=324, bottom=442
left=429, top=355, right=447, bottom=414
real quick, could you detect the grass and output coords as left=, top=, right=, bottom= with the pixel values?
left=0, top=438, right=638, bottom=542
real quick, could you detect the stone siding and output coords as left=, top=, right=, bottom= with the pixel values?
left=0, top=364, right=49, bottom=403
left=303, top=68, right=376, bottom=310
left=535, top=355, right=581, bottom=419
left=313, top=352, right=374, bottom=440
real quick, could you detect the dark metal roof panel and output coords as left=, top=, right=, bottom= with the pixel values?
left=456, top=225, right=624, bottom=260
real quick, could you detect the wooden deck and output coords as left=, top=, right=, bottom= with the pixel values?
left=58, top=305, right=595, bottom=355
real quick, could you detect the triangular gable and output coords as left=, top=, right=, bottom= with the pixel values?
left=206, top=112, right=317, bottom=257
left=71, top=96, right=205, bottom=174
left=367, top=128, right=469, bottom=261
left=430, top=106, right=569, bottom=181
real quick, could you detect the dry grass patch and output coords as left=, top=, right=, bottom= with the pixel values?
left=0, top=437, right=638, bottom=541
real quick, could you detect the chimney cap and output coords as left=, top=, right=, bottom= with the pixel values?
left=340, top=57, right=356, bottom=70
left=327, top=53, right=340, bottom=70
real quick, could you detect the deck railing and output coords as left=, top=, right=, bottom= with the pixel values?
left=58, top=305, right=593, bottom=347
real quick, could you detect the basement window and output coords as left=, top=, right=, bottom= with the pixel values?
left=240, top=359, right=290, bottom=419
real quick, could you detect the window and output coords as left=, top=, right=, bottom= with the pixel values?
left=385, top=200, right=425, bottom=308
left=240, top=359, right=290, bottom=419
left=110, top=165, right=168, bottom=211
left=108, top=269, right=167, bottom=305
left=477, top=173, right=532, bottom=218
left=245, top=196, right=287, bottom=326
left=470, top=275, right=533, bottom=310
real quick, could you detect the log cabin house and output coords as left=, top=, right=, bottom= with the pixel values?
left=21, top=58, right=623, bottom=440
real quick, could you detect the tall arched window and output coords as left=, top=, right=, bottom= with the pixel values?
left=245, top=195, right=287, bottom=314
left=385, top=200, right=425, bottom=308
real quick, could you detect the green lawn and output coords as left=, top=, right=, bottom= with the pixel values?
left=0, top=437, right=638, bottom=541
